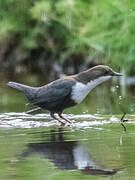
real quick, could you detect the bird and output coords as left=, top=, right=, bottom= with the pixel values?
left=8, top=65, right=122, bottom=125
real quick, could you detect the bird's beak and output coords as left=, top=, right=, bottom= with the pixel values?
left=113, top=71, right=123, bottom=76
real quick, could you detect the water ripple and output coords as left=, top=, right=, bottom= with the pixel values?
left=0, top=112, right=134, bottom=130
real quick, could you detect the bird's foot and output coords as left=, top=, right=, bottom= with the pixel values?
left=59, top=121, right=74, bottom=127
left=59, top=121, right=66, bottom=126
left=66, top=121, right=75, bottom=128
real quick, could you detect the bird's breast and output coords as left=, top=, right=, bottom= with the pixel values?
left=71, top=82, right=91, bottom=104
left=71, top=76, right=111, bottom=104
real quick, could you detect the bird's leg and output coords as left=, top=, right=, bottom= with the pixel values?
left=58, top=112, right=72, bottom=124
left=50, top=112, right=65, bottom=126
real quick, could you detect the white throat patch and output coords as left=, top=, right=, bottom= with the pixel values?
left=71, top=76, right=111, bottom=103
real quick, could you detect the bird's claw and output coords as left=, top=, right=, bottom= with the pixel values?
left=59, top=121, right=75, bottom=127
left=60, top=122, right=66, bottom=126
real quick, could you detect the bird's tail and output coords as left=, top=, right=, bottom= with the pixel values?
left=7, top=82, right=36, bottom=100
left=8, top=81, right=31, bottom=92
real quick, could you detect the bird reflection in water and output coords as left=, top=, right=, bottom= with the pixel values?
left=21, top=128, right=118, bottom=176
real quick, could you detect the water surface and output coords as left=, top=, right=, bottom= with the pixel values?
left=0, top=76, right=135, bottom=179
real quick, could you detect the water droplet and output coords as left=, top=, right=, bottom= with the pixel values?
left=119, top=96, right=122, bottom=100
left=111, top=86, right=116, bottom=92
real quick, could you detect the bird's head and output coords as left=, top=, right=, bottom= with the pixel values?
left=89, top=65, right=122, bottom=78
left=76, top=65, right=122, bottom=84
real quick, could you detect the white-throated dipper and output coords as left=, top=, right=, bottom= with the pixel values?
left=8, top=65, right=122, bottom=125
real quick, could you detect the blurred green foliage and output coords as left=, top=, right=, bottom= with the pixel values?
left=0, top=0, right=135, bottom=73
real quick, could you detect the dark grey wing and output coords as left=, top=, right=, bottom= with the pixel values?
left=31, top=78, right=76, bottom=111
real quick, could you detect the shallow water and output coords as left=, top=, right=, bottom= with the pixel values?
left=1, top=76, right=135, bottom=179
left=0, top=115, right=135, bottom=180
left=0, top=112, right=131, bottom=130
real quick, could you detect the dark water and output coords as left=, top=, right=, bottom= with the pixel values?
left=1, top=76, right=135, bottom=179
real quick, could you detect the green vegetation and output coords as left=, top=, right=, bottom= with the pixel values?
left=0, top=0, right=135, bottom=74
